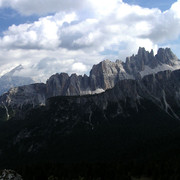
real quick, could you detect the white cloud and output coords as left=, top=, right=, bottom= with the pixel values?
left=0, top=12, right=77, bottom=50
left=170, top=0, right=180, bottom=19
left=71, top=62, right=87, bottom=74
left=13, top=57, right=76, bottom=82
left=0, top=0, right=180, bottom=82
left=88, top=0, right=122, bottom=17
left=0, top=0, right=121, bottom=17
left=0, top=0, right=86, bottom=15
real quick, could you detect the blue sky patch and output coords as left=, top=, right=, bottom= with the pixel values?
left=0, top=8, right=39, bottom=33
left=123, top=0, right=176, bottom=11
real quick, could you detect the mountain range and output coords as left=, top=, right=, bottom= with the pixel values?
left=0, top=47, right=180, bottom=179
left=1, top=47, right=180, bottom=109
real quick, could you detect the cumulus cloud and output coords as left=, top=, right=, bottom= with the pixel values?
left=0, top=0, right=86, bottom=15
left=0, top=47, right=99, bottom=81
left=170, top=0, right=180, bottom=19
left=0, top=0, right=122, bottom=16
left=0, top=12, right=77, bottom=50
left=71, top=62, right=88, bottom=73
left=0, top=0, right=180, bottom=81
left=14, top=57, right=76, bottom=82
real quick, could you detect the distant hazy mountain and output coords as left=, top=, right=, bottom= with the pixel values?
left=0, top=65, right=34, bottom=95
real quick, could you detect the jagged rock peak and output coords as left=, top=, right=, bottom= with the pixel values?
left=137, top=47, right=147, bottom=55
left=156, top=48, right=178, bottom=65
left=150, top=49, right=154, bottom=56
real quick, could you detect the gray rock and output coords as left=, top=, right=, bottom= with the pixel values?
left=0, top=83, right=46, bottom=108
left=155, top=48, right=178, bottom=65
left=0, top=169, right=23, bottom=180
left=46, top=73, right=69, bottom=96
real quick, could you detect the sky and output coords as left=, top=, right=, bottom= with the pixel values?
left=0, top=0, right=180, bottom=82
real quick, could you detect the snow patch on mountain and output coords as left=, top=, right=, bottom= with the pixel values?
left=140, top=61, right=180, bottom=77
left=81, top=88, right=105, bottom=95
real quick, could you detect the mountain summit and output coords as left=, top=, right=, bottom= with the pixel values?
left=47, top=47, right=180, bottom=95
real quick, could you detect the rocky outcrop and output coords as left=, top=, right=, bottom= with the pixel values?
left=0, top=83, right=46, bottom=108
left=0, top=169, right=23, bottom=180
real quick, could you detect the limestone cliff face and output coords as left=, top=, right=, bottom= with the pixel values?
left=46, top=73, right=91, bottom=96
left=0, top=47, right=179, bottom=108
left=89, top=59, right=133, bottom=90
left=46, top=73, right=70, bottom=96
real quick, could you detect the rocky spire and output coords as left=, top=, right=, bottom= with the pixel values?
left=155, top=48, right=178, bottom=65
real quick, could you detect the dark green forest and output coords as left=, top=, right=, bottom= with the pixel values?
left=0, top=96, right=180, bottom=179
